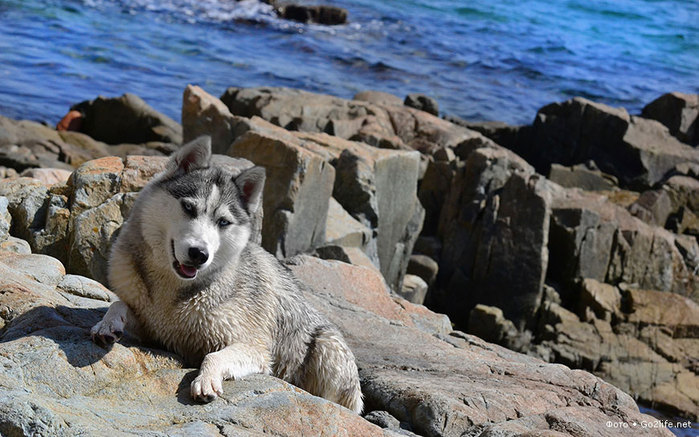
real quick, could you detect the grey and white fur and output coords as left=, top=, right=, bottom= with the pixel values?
left=91, top=136, right=363, bottom=413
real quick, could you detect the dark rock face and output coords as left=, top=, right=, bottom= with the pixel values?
left=518, top=97, right=699, bottom=190
left=275, top=3, right=348, bottom=25
left=434, top=147, right=550, bottom=329
left=642, top=92, right=698, bottom=146
left=404, top=93, right=439, bottom=116
left=71, top=93, right=182, bottom=145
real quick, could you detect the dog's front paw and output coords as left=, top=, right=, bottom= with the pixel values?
left=191, top=370, right=223, bottom=403
left=90, top=318, right=124, bottom=348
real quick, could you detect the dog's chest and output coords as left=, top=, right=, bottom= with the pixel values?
left=140, top=292, right=272, bottom=364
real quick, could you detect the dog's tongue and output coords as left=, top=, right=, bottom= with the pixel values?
left=178, top=264, right=197, bottom=278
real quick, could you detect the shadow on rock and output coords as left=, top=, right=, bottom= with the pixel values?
left=0, top=305, right=176, bottom=369
left=176, top=370, right=202, bottom=406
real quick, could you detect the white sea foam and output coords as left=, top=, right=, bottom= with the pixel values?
left=84, top=0, right=276, bottom=23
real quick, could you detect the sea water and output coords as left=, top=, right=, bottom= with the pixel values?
left=0, top=0, right=697, bottom=125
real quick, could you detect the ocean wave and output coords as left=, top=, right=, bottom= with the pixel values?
left=83, top=0, right=276, bottom=24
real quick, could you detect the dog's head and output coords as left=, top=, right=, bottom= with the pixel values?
left=141, top=136, right=265, bottom=281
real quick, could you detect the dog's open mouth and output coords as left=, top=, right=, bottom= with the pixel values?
left=171, top=240, right=197, bottom=279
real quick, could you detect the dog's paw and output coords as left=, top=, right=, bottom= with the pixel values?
left=191, top=371, right=223, bottom=403
left=90, top=318, right=124, bottom=348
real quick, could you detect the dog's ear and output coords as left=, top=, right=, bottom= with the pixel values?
left=234, top=166, right=265, bottom=215
left=165, top=136, right=212, bottom=177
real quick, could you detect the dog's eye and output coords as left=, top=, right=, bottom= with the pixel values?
left=181, top=202, right=196, bottom=216
left=217, top=218, right=231, bottom=228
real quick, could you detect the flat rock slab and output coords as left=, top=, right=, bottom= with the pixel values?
left=0, top=247, right=669, bottom=436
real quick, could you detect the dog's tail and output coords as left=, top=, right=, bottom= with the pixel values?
left=302, top=325, right=364, bottom=414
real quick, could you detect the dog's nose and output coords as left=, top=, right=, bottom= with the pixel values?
left=188, top=247, right=209, bottom=266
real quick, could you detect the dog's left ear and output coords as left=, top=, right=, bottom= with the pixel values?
left=165, top=136, right=212, bottom=177
left=235, top=166, right=265, bottom=215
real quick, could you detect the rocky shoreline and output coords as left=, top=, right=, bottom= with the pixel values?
left=0, top=85, right=697, bottom=435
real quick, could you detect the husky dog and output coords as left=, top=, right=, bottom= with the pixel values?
left=91, top=136, right=363, bottom=413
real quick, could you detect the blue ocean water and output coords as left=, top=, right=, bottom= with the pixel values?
left=0, top=0, right=697, bottom=126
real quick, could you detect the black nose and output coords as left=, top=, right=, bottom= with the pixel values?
left=188, top=247, right=209, bottom=266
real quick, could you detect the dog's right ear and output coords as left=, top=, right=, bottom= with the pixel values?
left=165, top=136, right=212, bottom=177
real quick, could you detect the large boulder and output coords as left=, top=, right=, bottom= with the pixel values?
left=71, top=93, right=182, bottom=145
left=0, top=115, right=171, bottom=174
left=642, top=92, right=698, bottom=146
left=228, top=127, right=335, bottom=258
left=520, top=97, right=699, bottom=189
left=434, top=147, right=550, bottom=329
left=292, top=132, right=424, bottom=290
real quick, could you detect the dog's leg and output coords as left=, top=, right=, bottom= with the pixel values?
left=91, top=300, right=138, bottom=348
left=191, top=343, right=271, bottom=402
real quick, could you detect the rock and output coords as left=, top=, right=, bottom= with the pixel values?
left=20, top=168, right=72, bottom=186
left=548, top=162, right=618, bottom=191
left=0, top=114, right=170, bottom=174
left=0, top=196, right=9, bottom=242
left=418, top=159, right=456, bottom=236
left=642, top=92, right=698, bottom=146
left=412, top=236, right=442, bottom=261
left=403, top=94, right=439, bottom=116
left=57, top=274, right=116, bottom=302
left=578, top=279, right=621, bottom=322
left=406, top=255, right=438, bottom=288
left=353, top=91, right=404, bottom=107
left=56, top=109, right=83, bottom=132
left=325, top=197, right=372, bottom=250
left=289, top=131, right=424, bottom=290
left=314, top=245, right=378, bottom=271
left=288, top=256, right=450, bottom=336
left=549, top=188, right=694, bottom=298
left=0, top=236, right=30, bottom=254
left=435, top=147, right=550, bottom=329
left=0, top=166, right=18, bottom=179
left=182, top=84, right=263, bottom=154
left=220, top=86, right=492, bottom=155
left=663, top=175, right=699, bottom=235
left=276, top=4, right=348, bottom=25
left=524, top=97, right=699, bottom=189
left=445, top=116, right=532, bottom=153
left=228, top=128, right=335, bottom=258
left=623, top=288, right=699, bottom=338
left=674, top=234, right=699, bottom=273
left=628, top=189, right=674, bottom=227
left=467, top=304, right=519, bottom=347
left=0, top=115, right=92, bottom=171
left=398, top=274, right=428, bottom=304
left=70, top=192, right=137, bottom=283
left=0, top=177, right=51, bottom=245
left=70, top=93, right=182, bottom=145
